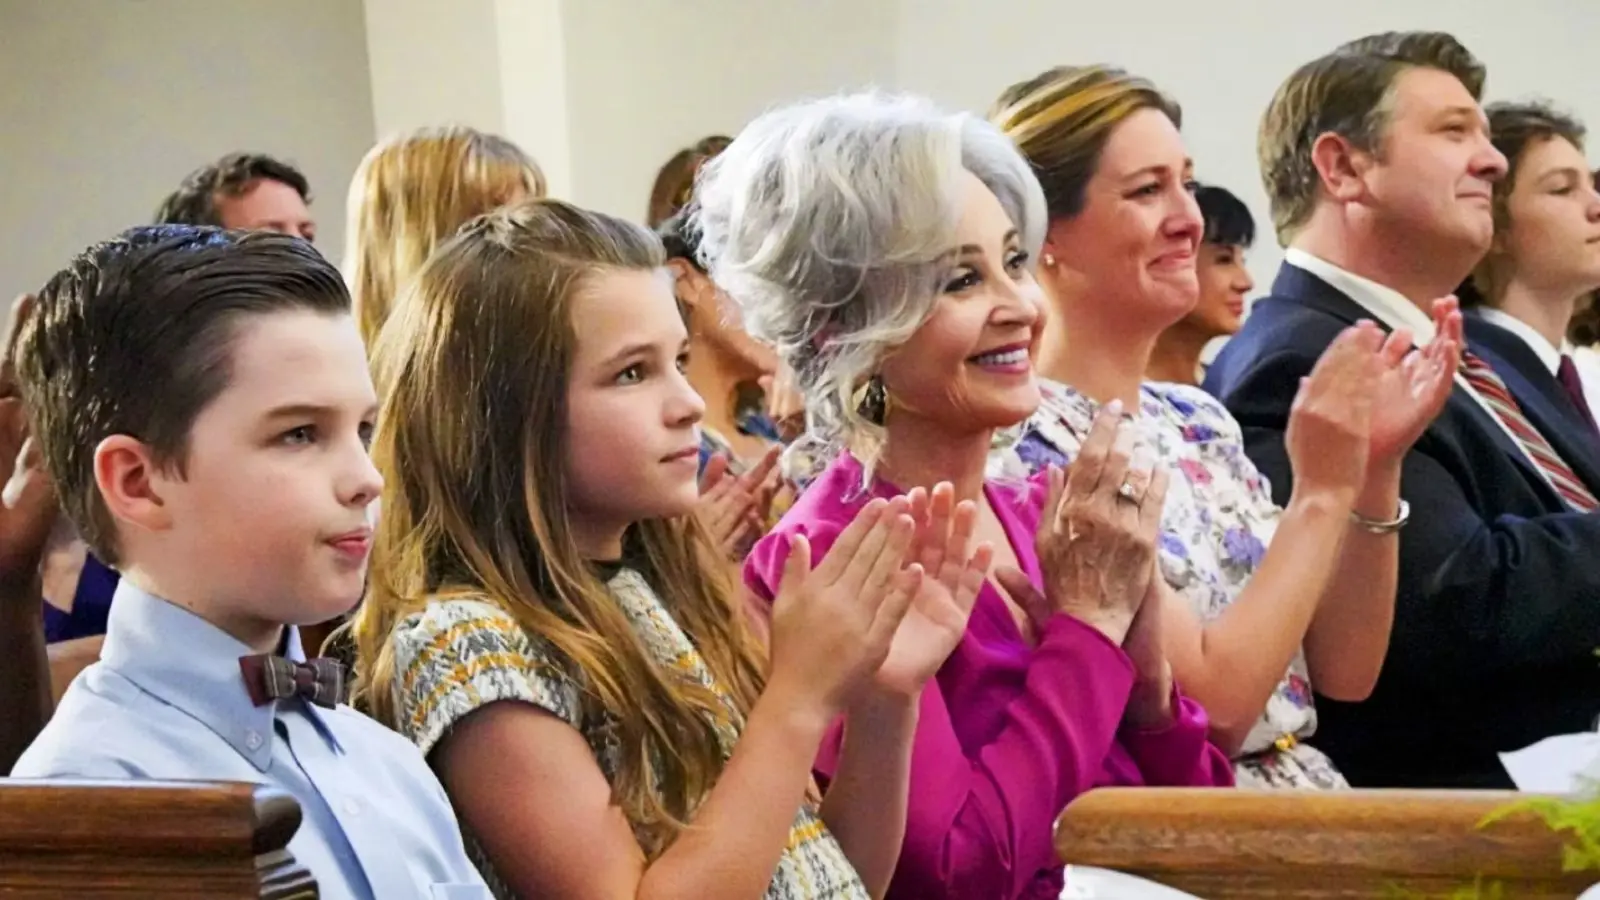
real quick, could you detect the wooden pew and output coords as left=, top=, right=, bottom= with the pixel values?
left=1055, top=788, right=1596, bottom=898
left=0, top=779, right=317, bottom=898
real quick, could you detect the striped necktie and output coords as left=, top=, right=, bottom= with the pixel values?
left=1459, top=350, right=1599, bottom=512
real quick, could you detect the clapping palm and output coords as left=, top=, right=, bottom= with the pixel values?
left=1367, top=297, right=1463, bottom=466
left=873, top=483, right=992, bottom=697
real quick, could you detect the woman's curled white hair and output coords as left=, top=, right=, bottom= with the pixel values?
left=690, top=91, right=1046, bottom=477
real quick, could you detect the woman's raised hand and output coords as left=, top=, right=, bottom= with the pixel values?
left=997, top=403, right=1168, bottom=646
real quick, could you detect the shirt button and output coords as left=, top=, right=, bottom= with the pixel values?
left=343, top=797, right=363, bottom=816
left=245, top=731, right=264, bottom=750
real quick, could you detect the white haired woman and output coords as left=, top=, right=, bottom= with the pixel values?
left=694, top=92, right=1235, bottom=900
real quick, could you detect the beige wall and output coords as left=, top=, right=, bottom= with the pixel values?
left=0, top=0, right=376, bottom=301
left=560, top=0, right=899, bottom=222
left=897, top=0, right=1600, bottom=293
left=5, top=0, right=1600, bottom=313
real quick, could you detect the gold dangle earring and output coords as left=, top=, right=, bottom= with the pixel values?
left=852, top=375, right=888, bottom=426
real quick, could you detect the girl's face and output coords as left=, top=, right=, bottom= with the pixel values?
left=563, top=268, right=706, bottom=559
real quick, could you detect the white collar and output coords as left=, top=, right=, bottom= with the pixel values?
left=1284, top=248, right=1439, bottom=344
left=1475, top=307, right=1567, bottom=374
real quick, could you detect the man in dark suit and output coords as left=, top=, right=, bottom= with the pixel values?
left=1206, top=31, right=1600, bottom=788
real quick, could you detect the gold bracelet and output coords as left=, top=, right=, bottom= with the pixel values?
left=1350, top=498, right=1410, bottom=535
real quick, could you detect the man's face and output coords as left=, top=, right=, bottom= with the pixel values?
left=216, top=178, right=316, bottom=243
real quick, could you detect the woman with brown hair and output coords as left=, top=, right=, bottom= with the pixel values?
left=342, top=125, right=545, bottom=348
left=989, top=65, right=1460, bottom=788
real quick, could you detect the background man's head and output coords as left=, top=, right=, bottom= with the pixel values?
left=154, top=152, right=315, bottom=243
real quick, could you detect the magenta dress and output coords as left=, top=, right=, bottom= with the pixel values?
left=744, top=454, right=1234, bottom=900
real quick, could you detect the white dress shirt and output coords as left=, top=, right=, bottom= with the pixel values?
left=1570, top=345, right=1600, bottom=427
left=1474, top=307, right=1565, bottom=374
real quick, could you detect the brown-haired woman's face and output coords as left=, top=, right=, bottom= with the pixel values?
left=1501, top=135, right=1600, bottom=298
left=1044, top=108, right=1202, bottom=332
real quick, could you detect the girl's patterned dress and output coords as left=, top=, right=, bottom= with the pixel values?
left=388, top=565, right=871, bottom=897
left=991, top=378, right=1347, bottom=789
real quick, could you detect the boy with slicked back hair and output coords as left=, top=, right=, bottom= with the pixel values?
left=9, top=225, right=490, bottom=899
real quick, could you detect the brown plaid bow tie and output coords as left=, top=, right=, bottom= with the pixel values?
left=238, top=655, right=346, bottom=708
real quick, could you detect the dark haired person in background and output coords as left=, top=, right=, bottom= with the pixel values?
left=1147, top=184, right=1257, bottom=385
left=154, top=151, right=316, bottom=242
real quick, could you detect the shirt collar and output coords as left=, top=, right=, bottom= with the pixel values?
left=1284, top=248, right=1439, bottom=344
left=1475, top=307, right=1565, bottom=374
left=99, top=580, right=334, bottom=771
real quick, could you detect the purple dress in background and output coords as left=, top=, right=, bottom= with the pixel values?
left=42, top=555, right=120, bottom=644
left=744, top=453, right=1234, bottom=900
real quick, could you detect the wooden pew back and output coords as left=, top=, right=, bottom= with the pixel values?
left=0, top=779, right=316, bottom=898
left=1056, top=788, right=1595, bottom=898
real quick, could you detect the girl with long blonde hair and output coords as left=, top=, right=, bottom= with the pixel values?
left=342, top=125, right=544, bottom=347
left=350, top=198, right=990, bottom=899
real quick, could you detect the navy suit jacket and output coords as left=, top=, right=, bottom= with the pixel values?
left=1204, top=263, right=1600, bottom=788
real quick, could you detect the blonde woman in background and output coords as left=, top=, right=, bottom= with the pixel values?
left=343, top=125, right=546, bottom=348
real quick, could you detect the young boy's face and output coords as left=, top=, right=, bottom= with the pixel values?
left=149, top=308, right=380, bottom=634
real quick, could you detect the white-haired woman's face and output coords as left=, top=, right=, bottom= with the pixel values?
left=879, top=171, right=1045, bottom=433
left=1044, top=108, right=1202, bottom=334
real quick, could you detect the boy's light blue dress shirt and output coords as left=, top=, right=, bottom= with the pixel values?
left=12, top=580, right=490, bottom=900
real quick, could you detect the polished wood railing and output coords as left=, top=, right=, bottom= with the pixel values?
left=1056, top=788, right=1594, bottom=898
left=0, top=779, right=317, bottom=898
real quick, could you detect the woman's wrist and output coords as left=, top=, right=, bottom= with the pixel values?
left=849, top=689, right=920, bottom=731
left=1123, top=665, right=1175, bottom=730
left=1282, top=486, right=1356, bottom=525
left=1351, top=458, right=1404, bottom=520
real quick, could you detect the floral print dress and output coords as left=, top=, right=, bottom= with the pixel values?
left=990, top=378, right=1347, bottom=789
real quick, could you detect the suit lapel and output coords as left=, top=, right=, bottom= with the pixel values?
left=1465, top=313, right=1596, bottom=431
left=1470, top=340, right=1600, bottom=496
